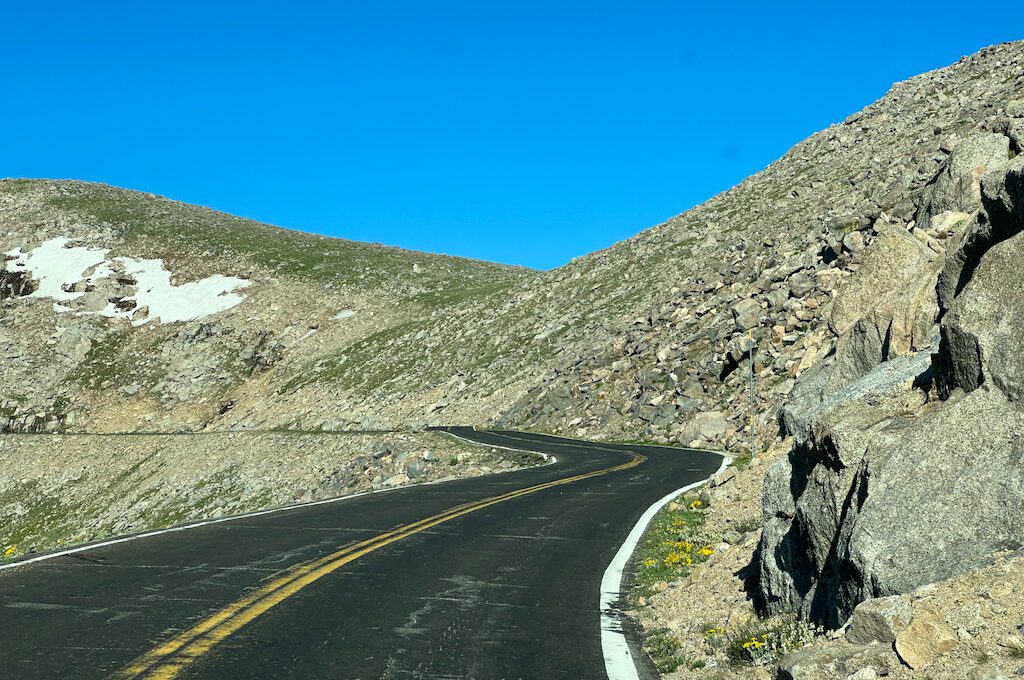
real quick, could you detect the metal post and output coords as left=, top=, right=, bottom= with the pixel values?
left=748, top=328, right=755, bottom=458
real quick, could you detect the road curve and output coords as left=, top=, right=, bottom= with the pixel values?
left=0, top=429, right=725, bottom=679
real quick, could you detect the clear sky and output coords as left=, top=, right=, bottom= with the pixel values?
left=4, top=3, right=1023, bottom=269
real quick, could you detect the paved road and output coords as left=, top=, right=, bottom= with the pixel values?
left=0, top=429, right=724, bottom=679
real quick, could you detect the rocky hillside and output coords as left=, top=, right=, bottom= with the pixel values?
left=249, top=40, right=1024, bottom=460
left=627, top=42, right=1024, bottom=679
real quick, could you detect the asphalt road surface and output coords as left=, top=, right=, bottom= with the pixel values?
left=0, top=429, right=724, bottom=680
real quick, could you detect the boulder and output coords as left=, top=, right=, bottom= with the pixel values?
left=762, top=371, right=1024, bottom=627
left=774, top=643, right=893, bottom=680
left=915, top=132, right=1009, bottom=232
left=733, top=298, right=762, bottom=330
left=544, top=384, right=572, bottom=410
left=780, top=332, right=932, bottom=442
left=936, top=159, right=1024, bottom=399
left=936, top=155, right=1024, bottom=313
left=727, top=333, right=755, bottom=363
left=68, top=290, right=109, bottom=313
left=683, top=411, right=728, bottom=442
left=829, top=224, right=940, bottom=348
left=406, top=460, right=427, bottom=479
left=827, top=315, right=893, bottom=387
left=846, top=596, right=912, bottom=644
left=894, top=607, right=958, bottom=669
left=938, top=230, right=1024, bottom=400
left=788, top=273, right=815, bottom=298
left=842, top=230, right=866, bottom=253
left=1007, top=99, right=1024, bottom=118
left=768, top=287, right=790, bottom=309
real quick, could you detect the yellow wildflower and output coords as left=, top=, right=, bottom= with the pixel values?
left=664, top=540, right=693, bottom=551
left=664, top=551, right=693, bottom=566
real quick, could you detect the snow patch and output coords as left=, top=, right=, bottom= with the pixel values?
left=333, top=309, right=357, bottom=320
left=5, top=237, right=251, bottom=325
left=6, top=237, right=107, bottom=301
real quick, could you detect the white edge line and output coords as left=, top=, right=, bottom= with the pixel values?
left=435, top=426, right=558, bottom=465
left=490, top=428, right=731, bottom=457
left=601, top=453, right=732, bottom=680
left=0, top=430, right=552, bottom=573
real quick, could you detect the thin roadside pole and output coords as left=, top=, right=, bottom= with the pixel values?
left=748, top=328, right=755, bottom=458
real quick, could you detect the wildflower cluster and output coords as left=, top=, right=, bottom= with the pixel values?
left=2, top=544, right=18, bottom=559
left=725, top=615, right=824, bottom=665
left=662, top=538, right=714, bottom=568
left=740, top=634, right=769, bottom=662
left=631, top=492, right=713, bottom=599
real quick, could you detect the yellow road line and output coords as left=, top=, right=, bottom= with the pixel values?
left=116, top=451, right=645, bottom=679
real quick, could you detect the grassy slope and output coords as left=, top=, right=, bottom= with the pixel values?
left=0, top=179, right=539, bottom=430
left=0, top=178, right=532, bottom=297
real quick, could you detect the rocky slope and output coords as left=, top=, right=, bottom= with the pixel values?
left=758, top=133, right=1024, bottom=623
left=631, top=43, right=1024, bottom=679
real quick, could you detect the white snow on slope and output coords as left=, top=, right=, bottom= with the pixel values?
left=5, top=237, right=251, bottom=325
left=5, top=237, right=108, bottom=301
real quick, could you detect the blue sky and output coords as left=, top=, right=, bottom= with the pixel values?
left=4, top=3, right=1022, bottom=269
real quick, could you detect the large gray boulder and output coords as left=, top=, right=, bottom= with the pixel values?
left=761, top=379, right=1024, bottom=627
left=915, top=132, right=1009, bottom=232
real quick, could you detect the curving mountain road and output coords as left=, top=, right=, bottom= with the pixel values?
left=0, top=429, right=725, bottom=680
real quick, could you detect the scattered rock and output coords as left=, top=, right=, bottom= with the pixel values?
left=775, top=643, right=892, bottom=680
left=846, top=596, right=912, bottom=644
left=788, top=273, right=815, bottom=298
left=894, top=607, right=958, bottom=669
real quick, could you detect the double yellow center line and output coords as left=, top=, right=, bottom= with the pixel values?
left=116, top=450, right=645, bottom=679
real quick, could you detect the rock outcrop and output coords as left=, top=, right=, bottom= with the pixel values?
left=758, top=140, right=1024, bottom=627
